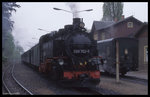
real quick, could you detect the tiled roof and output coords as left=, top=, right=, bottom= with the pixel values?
left=93, top=21, right=115, bottom=31
left=92, top=16, right=143, bottom=31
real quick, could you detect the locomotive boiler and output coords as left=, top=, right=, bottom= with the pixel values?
left=21, top=18, right=101, bottom=87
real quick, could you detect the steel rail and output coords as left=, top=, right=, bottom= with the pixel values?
left=2, top=65, right=12, bottom=95
left=11, top=63, right=33, bottom=95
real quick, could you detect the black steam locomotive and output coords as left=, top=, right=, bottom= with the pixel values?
left=97, top=37, right=138, bottom=76
left=21, top=18, right=101, bottom=87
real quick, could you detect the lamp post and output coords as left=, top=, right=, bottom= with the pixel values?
left=53, top=7, right=72, bottom=13
left=53, top=7, right=93, bottom=18
left=32, top=37, right=37, bottom=39
left=38, top=28, right=51, bottom=33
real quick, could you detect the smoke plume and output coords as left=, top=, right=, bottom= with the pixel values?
left=66, top=3, right=79, bottom=18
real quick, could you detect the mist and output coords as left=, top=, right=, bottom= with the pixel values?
left=11, top=2, right=148, bottom=52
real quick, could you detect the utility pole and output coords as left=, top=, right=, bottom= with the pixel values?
left=116, top=40, right=120, bottom=83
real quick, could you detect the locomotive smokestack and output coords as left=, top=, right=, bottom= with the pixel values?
left=73, top=18, right=80, bottom=25
left=73, top=18, right=83, bottom=25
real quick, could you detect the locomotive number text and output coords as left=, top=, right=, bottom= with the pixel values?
left=73, top=49, right=90, bottom=54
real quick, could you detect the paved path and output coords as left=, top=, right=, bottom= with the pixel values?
left=126, top=70, right=148, bottom=80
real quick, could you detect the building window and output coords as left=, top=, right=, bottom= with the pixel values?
left=127, top=22, right=133, bottom=28
left=94, top=33, right=98, bottom=40
left=106, top=46, right=110, bottom=56
left=144, top=45, right=148, bottom=64
left=101, top=32, right=105, bottom=40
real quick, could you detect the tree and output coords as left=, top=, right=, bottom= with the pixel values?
left=2, top=2, right=21, bottom=63
left=12, top=43, right=24, bottom=61
left=2, top=2, right=20, bottom=32
left=3, top=31, right=15, bottom=58
left=102, top=2, right=123, bottom=21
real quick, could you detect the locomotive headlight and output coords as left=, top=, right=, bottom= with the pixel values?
left=80, top=22, right=85, bottom=28
left=80, top=62, right=83, bottom=66
left=58, top=59, right=64, bottom=65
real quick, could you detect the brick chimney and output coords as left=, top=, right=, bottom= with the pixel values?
left=114, top=17, right=118, bottom=22
left=121, top=15, right=125, bottom=20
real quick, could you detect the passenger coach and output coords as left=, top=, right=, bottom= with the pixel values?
left=97, top=37, right=138, bottom=75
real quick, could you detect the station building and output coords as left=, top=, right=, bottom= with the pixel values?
left=91, top=16, right=148, bottom=72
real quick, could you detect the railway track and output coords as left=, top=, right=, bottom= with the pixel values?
left=2, top=63, right=33, bottom=95
left=2, top=64, right=11, bottom=94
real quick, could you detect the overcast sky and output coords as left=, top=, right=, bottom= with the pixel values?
left=11, top=2, right=148, bottom=51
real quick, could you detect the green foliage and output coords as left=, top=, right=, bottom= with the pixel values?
left=2, top=31, right=15, bottom=58
left=2, top=55, right=8, bottom=64
left=13, top=43, right=24, bottom=59
left=102, top=2, right=123, bottom=21
left=2, top=2, right=22, bottom=63
left=2, top=2, right=20, bottom=32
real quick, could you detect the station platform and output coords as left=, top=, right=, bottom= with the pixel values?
left=126, top=70, right=148, bottom=80
left=99, top=70, right=148, bottom=95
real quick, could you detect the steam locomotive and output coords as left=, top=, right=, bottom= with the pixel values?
left=21, top=18, right=101, bottom=87
left=97, top=37, right=138, bottom=76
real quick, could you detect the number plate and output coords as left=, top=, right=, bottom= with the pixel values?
left=73, top=49, right=90, bottom=54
